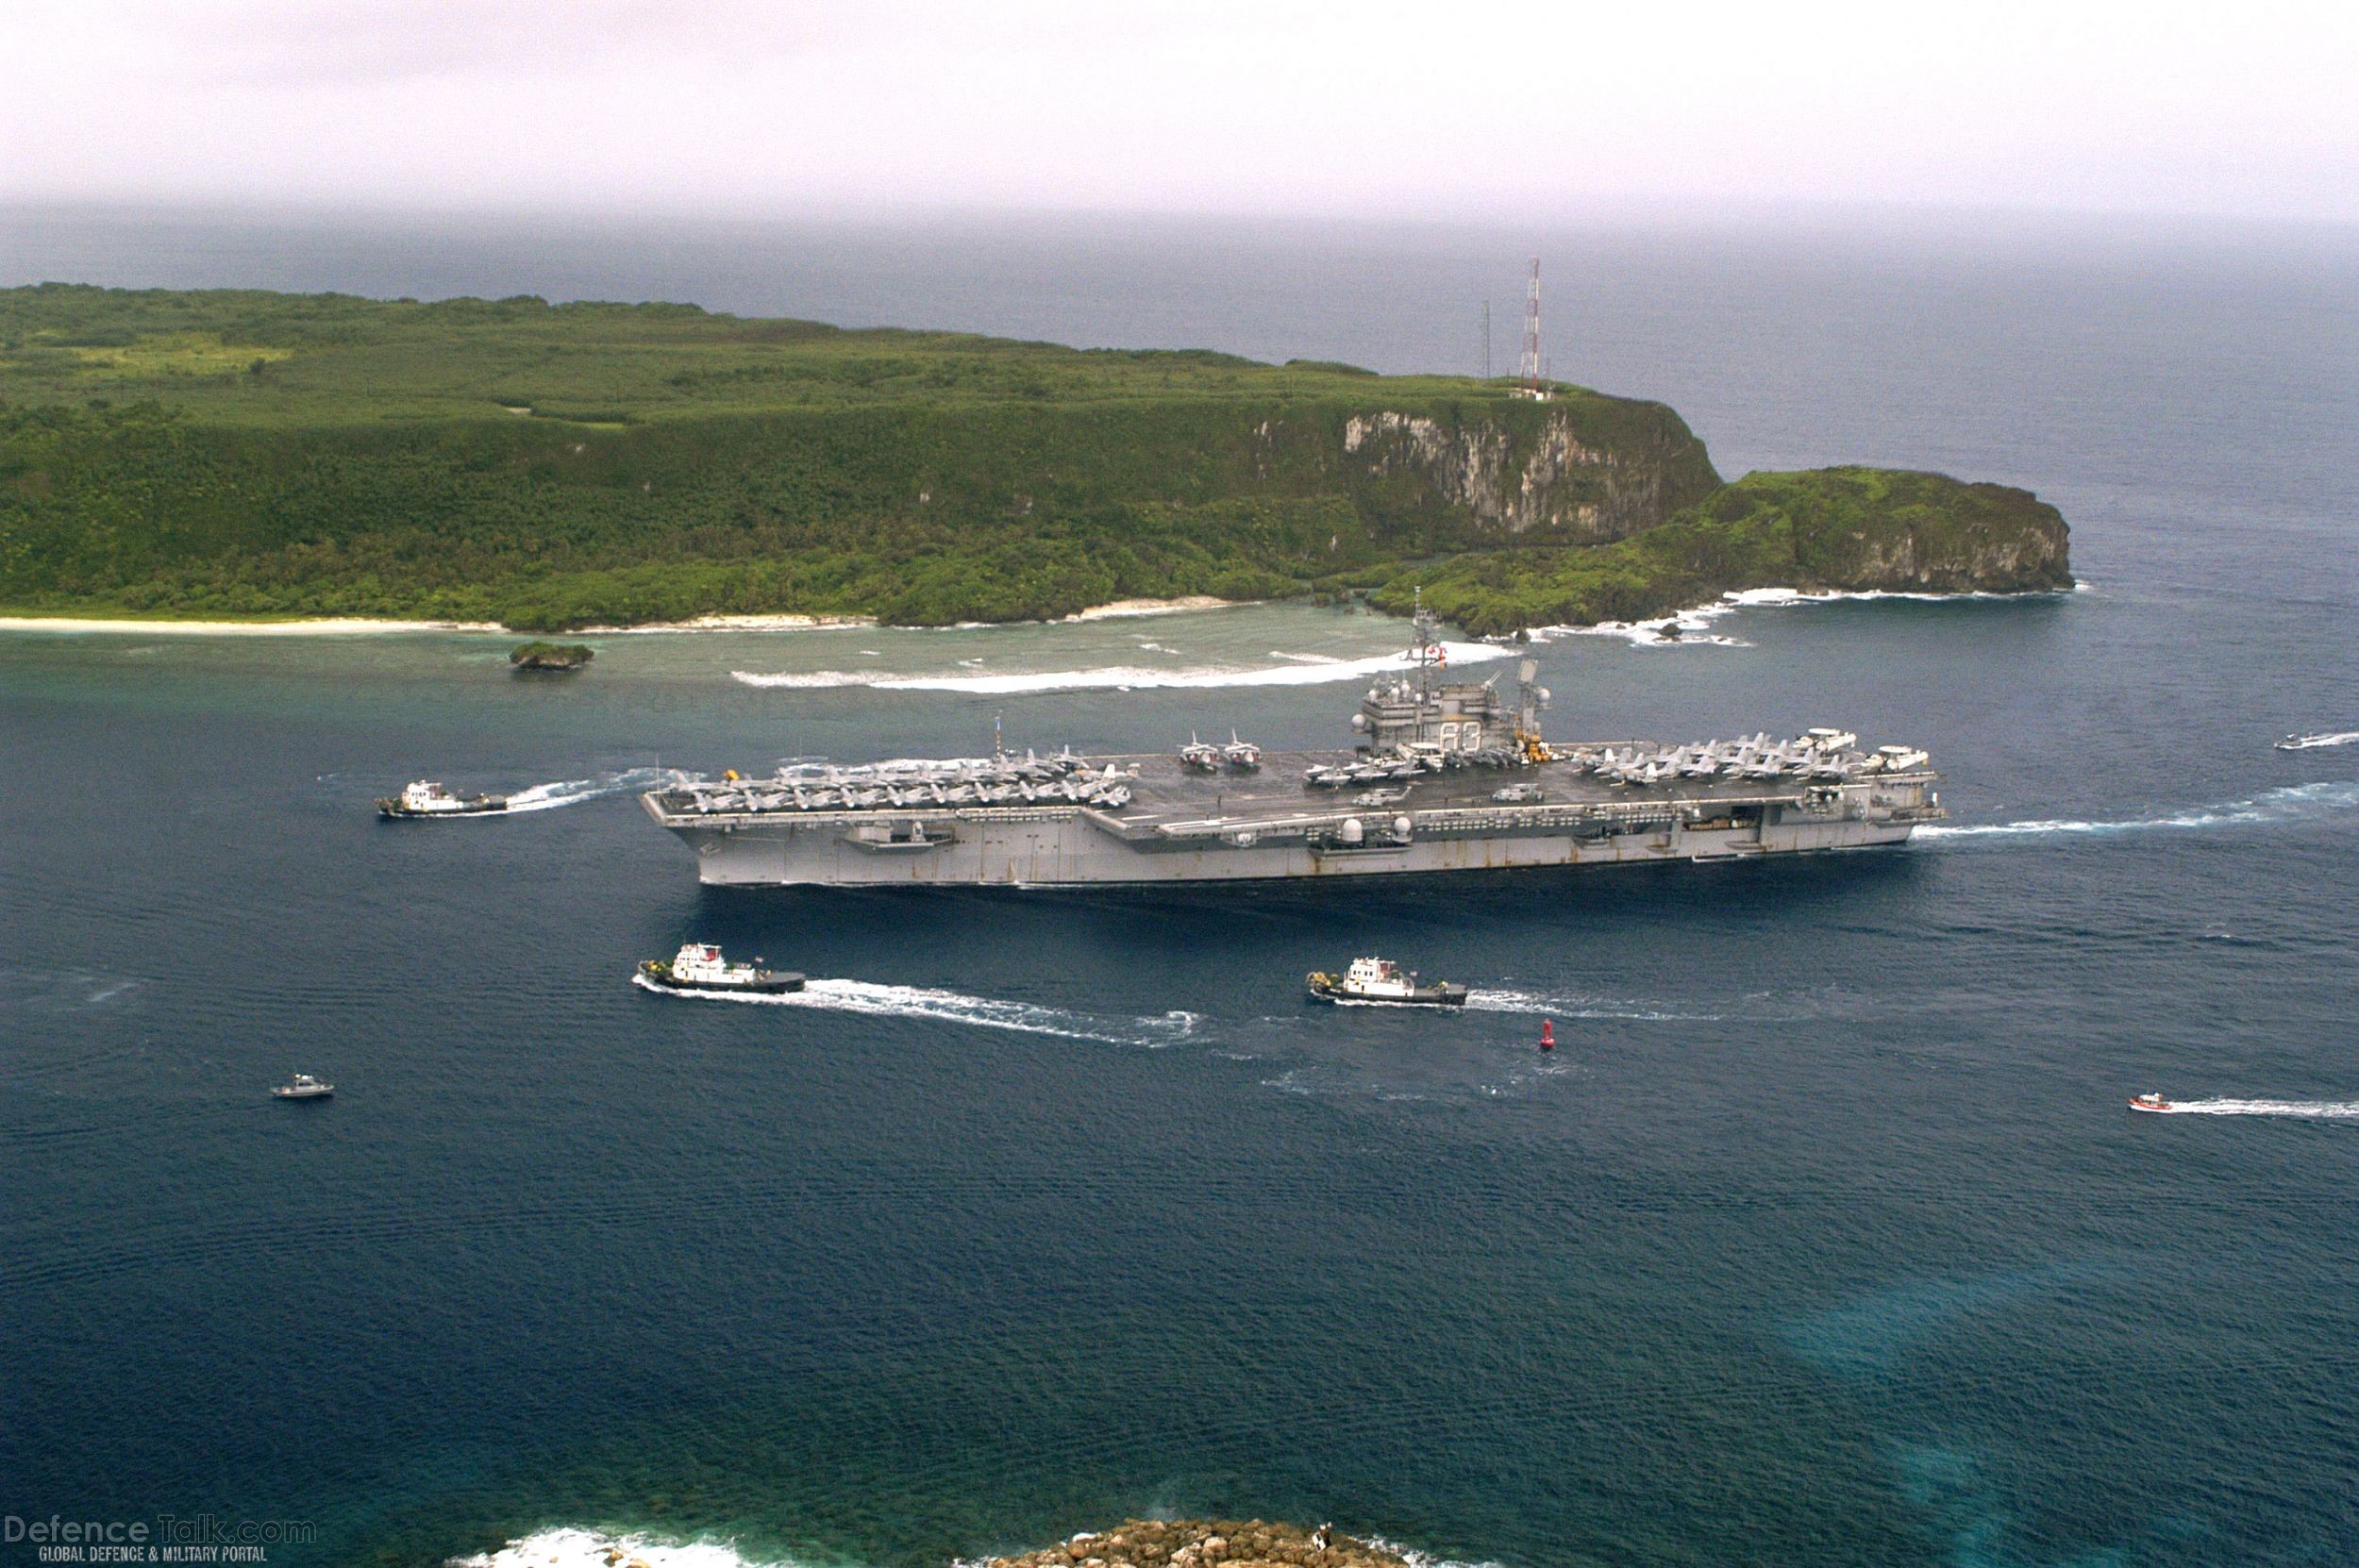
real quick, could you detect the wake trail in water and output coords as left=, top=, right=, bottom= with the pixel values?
left=632, top=973, right=1198, bottom=1046
left=2154, top=1099, right=2359, bottom=1119
left=729, top=642, right=1512, bottom=694
left=2278, top=729, right=2359, bottom=750
left=493, top=767, right=701, bottom=815
left=1465, top=989, right=1723, bottom=1022
left=1916, top=781, right=2359, bottom=842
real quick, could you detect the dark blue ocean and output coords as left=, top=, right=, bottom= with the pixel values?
left=4, top=208, right=2357, bottom=1568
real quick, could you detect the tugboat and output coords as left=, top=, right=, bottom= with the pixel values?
left=638, top=942, right=805, bottom=995
left=376, top=780, right=509, bottom=818
left=2129, top=1092, right=2172, bottom=1113
left=271, top=1073, right=334, bottom=1100
left=1306, top=956, right=1469, bottom=1007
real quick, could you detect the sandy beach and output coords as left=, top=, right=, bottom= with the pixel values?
left=579, top=612, right=879, bottom=634
left=0, top=598, right=1246, bottom=638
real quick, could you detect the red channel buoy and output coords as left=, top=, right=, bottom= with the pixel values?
left=1540, top=1019, right=1555, bottom=1052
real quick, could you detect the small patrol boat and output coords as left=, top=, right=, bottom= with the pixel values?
left=639, top=942, right=804, bottom=995
left=376, top=780, right=508, bottom=818
left=2129, top=1092, right=2172, bottom=1112
left=271, top=1073, right=334, bottom=1100
left=1307, top=956, right=1468, bottom=1007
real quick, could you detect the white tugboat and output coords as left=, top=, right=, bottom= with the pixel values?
left=1306, top=956, right=1469, bottom=1007
left=271, top=1073, right=334, bottom=1100
left=376, top=780, right=509, bottom=818
left=638, top=942, right=805, bottom=995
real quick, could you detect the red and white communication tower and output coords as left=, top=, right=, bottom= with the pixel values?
left=1517, top=256, right=1544, bottom=398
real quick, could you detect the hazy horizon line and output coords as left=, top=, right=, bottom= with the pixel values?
left=8, top=191, right=2359, bottom=242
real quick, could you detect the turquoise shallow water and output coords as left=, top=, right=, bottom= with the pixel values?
left=3, top=211, right=2357, bottom=1567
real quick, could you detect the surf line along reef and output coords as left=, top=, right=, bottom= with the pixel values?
left=0, top=285, right=2069, bottom=633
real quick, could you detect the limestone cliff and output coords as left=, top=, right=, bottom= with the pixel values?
left=1330, top=396, right=1721, bottom=543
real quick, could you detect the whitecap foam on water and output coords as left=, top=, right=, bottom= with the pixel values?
left=1916, top=780, right=2359, bottom=841
left=449, top=1527, right=810, bottom=1568
left=632, top=974, right=1198, bottom=1047
left=1364, top=1534, right=1509, bottom=1568
left=730, top=642, right=1512, bottom=694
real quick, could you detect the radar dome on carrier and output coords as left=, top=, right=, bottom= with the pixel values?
left=1339, top=817, right=1364, bottom=844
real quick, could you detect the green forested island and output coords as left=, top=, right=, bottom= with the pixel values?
left=0, top=285, right=2069, bottom=631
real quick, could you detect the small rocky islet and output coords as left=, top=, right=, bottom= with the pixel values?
left=509, top=640, right=594, bottom=671
left=974, top=1519, right=1414, bottom=1568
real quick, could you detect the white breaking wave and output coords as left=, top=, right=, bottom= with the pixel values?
left=1465, top=989, right=1724, bottom=1022
left=633, top=973, right=1198, bottom=1047
left=1721, top=585, right=2043, bottom=608
left=730, top=642, right=1513, bottom=694
left=1364, top=1536, right=1508, bottom=1568
left=449, top=1528, right=810, bottom=1568
left=1539, top=610, right=1748, bottom=648
left=2279, top=729, right=2359, bottom=750
left=1916, top=781, right=2359, bottom=841
left=1530, top=582, right=2066, bottom=647
left=2150, top=1099, right=2359, bottom=1119
left=496, top=767, right=701, bottom=815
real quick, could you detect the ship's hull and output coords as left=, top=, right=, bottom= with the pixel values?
left=1308, top=982, right=1468, bottom=1007
left=376, top=798, right=508, bottom=819
left=638, top=968, right=806, bottom=994
left=642, top=749, right=1940, bottom=889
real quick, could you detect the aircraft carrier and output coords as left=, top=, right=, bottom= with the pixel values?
left=641, top=609, right=1944, bottom=887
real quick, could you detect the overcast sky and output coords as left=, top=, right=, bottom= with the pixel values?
left=5, top=0, right=2355, bottom=225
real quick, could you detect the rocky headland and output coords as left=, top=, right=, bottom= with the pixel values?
left=1384, top=464, right=2072, bottom=635
left=976, top=1519, right=1414, bottom=1568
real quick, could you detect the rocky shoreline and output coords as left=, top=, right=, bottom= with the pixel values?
left=975, top=1519, right=1415, bottom=1568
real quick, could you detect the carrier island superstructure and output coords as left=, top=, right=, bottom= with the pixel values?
left=641, top=609, right=1944, bottom=887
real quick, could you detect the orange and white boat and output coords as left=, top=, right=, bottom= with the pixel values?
left=2129, top=1092, right=2171, bottom=1113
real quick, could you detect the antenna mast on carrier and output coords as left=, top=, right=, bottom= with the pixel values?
left=1518, top=256, right=1544, bottom=399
